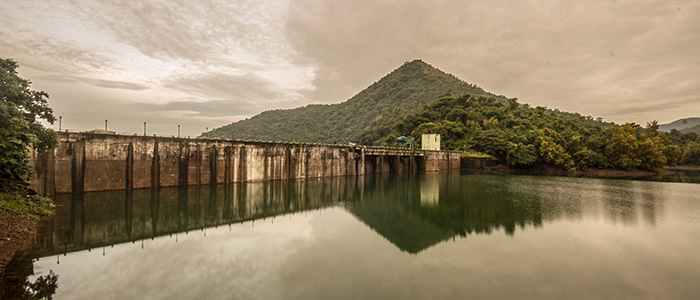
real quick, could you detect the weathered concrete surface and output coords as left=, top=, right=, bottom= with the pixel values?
left=29, top=132, right=461, bottom=195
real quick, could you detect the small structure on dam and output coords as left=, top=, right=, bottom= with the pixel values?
left=29, top=132, right=461, bottom=195
left=421, top=134, right=441, bottom=151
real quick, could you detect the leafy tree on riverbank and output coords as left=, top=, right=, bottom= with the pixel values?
left=666, top=129, right=700, bottom=165
left=0, top=58, right=57, bottom=214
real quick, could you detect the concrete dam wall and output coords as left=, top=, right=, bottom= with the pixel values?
left=30, top=132, right=461, bottom=195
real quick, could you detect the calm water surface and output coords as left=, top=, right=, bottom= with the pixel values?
left=5, top=173, right=700, bottom=299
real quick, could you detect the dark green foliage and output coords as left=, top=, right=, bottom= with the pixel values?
left=681, top=142, right=700, bottom=165
left=1, top=58, right=57, bottom=185
left=665, top=129, right=699, bottom=165
left=2, top=268, right=59, bottom=300
left=359, top=94, right=679, bottom=173
left=506, top=143, right=537, bottom=167
left=27, top=270, right=59, bottom=300
left=203, top=60, right=505, bottom=143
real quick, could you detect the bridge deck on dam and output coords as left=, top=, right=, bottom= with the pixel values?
left=30, top=132, right=461, bottom=195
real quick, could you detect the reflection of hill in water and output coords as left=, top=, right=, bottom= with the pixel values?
left=30, top=173, right=663, bottom=257
left=347, top=174, right=664, bottom=253
left=346, top=175, right=547, bottom=254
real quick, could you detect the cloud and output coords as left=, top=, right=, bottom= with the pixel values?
left=137, top=99, right=261, bottom=118
left=0, top=31, right=115, bottom=74
left=284, top=0, right=700, bottom=123
left=42, top=75, right=149, bottom=90
left=610, top=96, right=700, bottom=117
left=68, top=0, right=295, bottom=66
left=135, top=69, right=315, bottom=121
left=164, top=72, right=285, bottom=102
left=2, top=0, right=699, bottom=134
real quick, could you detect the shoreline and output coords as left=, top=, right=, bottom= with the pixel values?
left=665, top=165, right=700, bottom=171
left=462, top=161, right=698, bottom=179
left=0, top=210, right=38, bottom=278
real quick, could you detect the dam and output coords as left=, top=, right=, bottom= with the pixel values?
left=29, top=132, right=461, bottom=195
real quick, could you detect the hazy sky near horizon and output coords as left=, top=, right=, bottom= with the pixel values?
left=2, top=0, right=699, bottom=137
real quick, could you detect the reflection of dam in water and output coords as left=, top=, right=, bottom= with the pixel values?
left=31, top=177, right=365, bottom=258
left=30, top=174, right=663, bottom=257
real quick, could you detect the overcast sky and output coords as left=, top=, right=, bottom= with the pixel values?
left=2, top=0, right=698, bottom=137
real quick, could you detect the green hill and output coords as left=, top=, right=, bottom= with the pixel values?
left=680, top=124, right=700, bottom=135
left=203, top=60, right=504, bottom=143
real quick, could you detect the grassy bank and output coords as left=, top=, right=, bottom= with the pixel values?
left=0, top=192, right=54, bottom=219
left=0, top=190, right=54, bottom=278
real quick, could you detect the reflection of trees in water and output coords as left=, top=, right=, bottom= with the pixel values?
left=348, top=174, right=664, bottom=253
left=1, top=174, right=672, bottom=296
left=347, top=174, right=553, bottom=253
left=680, top=171, right=700, bottom=184
left=26, top=173, right=668, bottom=257
left=601, top=180, right=663, bottom=226
left=0, top=250, right=58, bottom=300
left=637, top=170, right=700, bottom=184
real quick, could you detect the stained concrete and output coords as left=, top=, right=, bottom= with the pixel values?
left=29, top=132, right=461, bottom=195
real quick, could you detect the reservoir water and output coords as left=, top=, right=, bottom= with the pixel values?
left=4, top=172, right=700, bottom=299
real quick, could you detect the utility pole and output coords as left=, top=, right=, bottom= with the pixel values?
left=105, top=119, right=108, bottom=130
left=59, top=116, right=62, bottom=131
left=178, top=125, right=180, bottom=138
left=144, top=122, right=147, bottom=136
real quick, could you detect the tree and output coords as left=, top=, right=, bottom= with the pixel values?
left=603, top=124, right=641, bottom=170
left=681, top=142, right=700, bottom=165
left=535, top=129, right=574, bottom=171
left=1, top=58, right=57, bottom=185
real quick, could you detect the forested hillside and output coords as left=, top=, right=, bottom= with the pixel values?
left=203, top=60, right=504, bottom=143
left=358, top=94, right=684, bottom=174
left=203, top=59, right=698, bottom=171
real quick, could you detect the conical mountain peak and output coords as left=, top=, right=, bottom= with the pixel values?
left=205, top=60, right=502, bottom=144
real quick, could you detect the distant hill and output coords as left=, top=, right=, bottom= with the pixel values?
left=680, top=124, right=700, bottom=135
left=203, top=60, right=505, bottom=144
left=659, top=117, right=700, bottom=134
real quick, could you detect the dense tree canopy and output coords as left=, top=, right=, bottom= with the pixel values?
left=1, top=58, right=57, bottom=184
left=680, top=142, right=700, bottom=165
left=358, top=94, right=683, bottom=173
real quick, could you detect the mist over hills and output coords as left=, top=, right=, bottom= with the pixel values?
left=203, top=60, right=505, bottom=144
left=659, top=117, right=700, bottom=134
